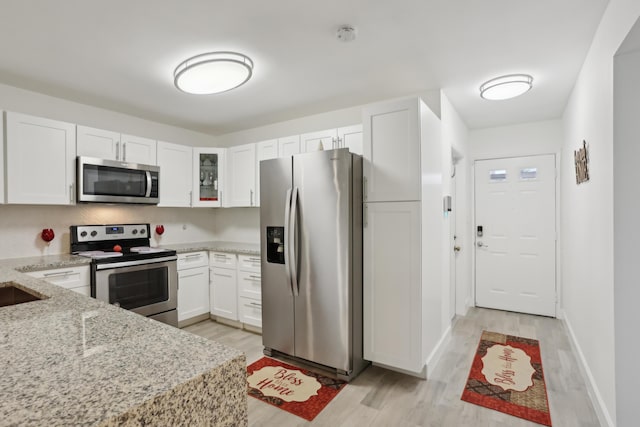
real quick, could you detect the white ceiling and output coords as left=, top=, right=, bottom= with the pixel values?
left=0, top=0, right=609, bottom=135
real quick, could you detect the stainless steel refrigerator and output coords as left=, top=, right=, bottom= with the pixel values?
left=260, top=148, right=368, bottom=381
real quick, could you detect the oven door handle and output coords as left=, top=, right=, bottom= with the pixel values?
left=94, top=255, right=177, bottom=270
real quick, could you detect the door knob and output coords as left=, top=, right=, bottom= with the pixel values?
left=453, top=246, right=461, bottom=252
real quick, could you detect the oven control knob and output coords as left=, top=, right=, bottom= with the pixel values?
left=80, top=231, right=87, bottom=237
left=132, top=229, right=138, bottom=235
left=140, top=228, right=146, bottom=235
left=90, top=231, right=98, bottom=237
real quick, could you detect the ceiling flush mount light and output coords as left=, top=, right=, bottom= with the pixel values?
left=479, top=74, right=533, bottom=100
left=174, top=51, right=253, bottom=95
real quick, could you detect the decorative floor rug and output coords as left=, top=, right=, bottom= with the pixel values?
left=461, top=331, right=552, bottom=426
left=246, top=357, right=347, bottom=421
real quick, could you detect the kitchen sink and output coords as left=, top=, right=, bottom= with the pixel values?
left=0, top=282, right=47, bottom=307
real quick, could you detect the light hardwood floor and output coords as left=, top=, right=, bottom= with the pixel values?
left=185, top=307, right=600, bottom=427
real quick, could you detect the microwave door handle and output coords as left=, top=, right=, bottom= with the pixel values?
left=145, top=171, right=152, bottom=197
left=283, top=188, right=293, bottom=296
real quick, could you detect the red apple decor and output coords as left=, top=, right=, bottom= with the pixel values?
left=41, top=228, right=55, bottom=243
left=155, top=225, right=165, bottom=235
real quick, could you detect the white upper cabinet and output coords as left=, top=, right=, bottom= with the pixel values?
left=338, top=124, right=363, bottom=155
left=255, top=139, right=279, bottom=208
left=120, top=134, right=157, bottom=165
left=5, top=112, right=76, bottom=205
left=77, top=125, right=156, bottom=165
left=300, top=128, right=338, bottom=152
left=256, top=139, right=278, bottom=161
left=0, top=112, right=4, bottom=204
left=363, top=98, right=421, bottom=202
left=278, top=135, right=301, bottom=157
left=193, top=148, right=225, bottom=207
left=226, top=143, right=256, bottom=207
left=76, top=126, right=121, bottom=160
left=156, top=141, right=193, bottom=207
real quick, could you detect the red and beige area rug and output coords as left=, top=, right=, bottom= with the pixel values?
left=246, top=357, right=347, bottom=421
left=461, top=331, right=552, bottom=426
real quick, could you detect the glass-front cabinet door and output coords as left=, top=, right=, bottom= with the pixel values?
left=193, top=148, right=225, bottom=207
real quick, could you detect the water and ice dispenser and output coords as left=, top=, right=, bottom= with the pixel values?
left=266, top=227, right=285, bottom=264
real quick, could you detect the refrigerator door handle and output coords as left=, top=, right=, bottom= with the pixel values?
left=284, top=188, right=294, bottom=296
left=289, top=186, right=300, bottom=296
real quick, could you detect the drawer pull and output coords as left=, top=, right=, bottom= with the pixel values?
left=43, top=270, right=74, bottom=277
left=245, top=302, right=262, bottom=308
left=184, top=253, right=203, bottom=259
left=214, top=273, right=233, bottom=278
left=247, top=257, right=260, bottom=262
left=213, top=254, right=229, bottom=258
left=248, top=275, right=261, bottom=280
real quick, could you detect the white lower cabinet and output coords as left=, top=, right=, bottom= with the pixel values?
left=363, top=201, right=422, bottom=373
left=209, top=251, right=261, bottom=329
left=237, top=254, right=262, bottom=328
left=210, top=265, right=238, bottom=320
left=177, top=252, right=209, bottom=323
left=26, top=266, right=91, bottom=296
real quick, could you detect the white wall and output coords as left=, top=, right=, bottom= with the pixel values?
left=214, top=90, right=442, bottom=147
left=0, top=204, right=217, bottom=259
left=613, top=16, right=640, bottom=427
left=440, top=92, right=471, bottom=320
left=212, top=208, right=260, bottom=244
left=0, top=83, right=216, bottom=146
left=562, top=1, right=640, bottom=426
left=469, top=120, right=562, bottom=160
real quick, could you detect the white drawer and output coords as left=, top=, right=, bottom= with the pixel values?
left=177, top=251, right=208, bottom=270
left=209, top=251, right=237, bottom=268
left=238, top=254, right=261, bottom=272
left=26, top=266, right=90, bottom=291
left=239, top=296, right=262, bottom=328
left=238, top=270, right=261, bottom=299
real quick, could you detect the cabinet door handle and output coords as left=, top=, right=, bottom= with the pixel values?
left=122, top=143, right=127, bottom=161
left=189, top=190, right=193, bottom=207
left=69, top=183, right=74, bottom=204
left=115, top=142, right=120, bottom=160
left=364, top=204, right=368, bottom=227
left=250, top=189, right=254, bottom=206
left=363, top=176, right=367, bottom=201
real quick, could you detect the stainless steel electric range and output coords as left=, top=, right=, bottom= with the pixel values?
left=70, top=223, right=178, bottom=327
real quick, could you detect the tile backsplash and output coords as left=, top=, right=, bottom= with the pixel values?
left=0, top=204, right=261, bottom=260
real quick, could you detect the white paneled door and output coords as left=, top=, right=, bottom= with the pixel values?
left=474, top=154, right=556, bottom=317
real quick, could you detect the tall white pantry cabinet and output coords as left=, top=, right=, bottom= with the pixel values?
left=362, top=97, right=443, bottom=377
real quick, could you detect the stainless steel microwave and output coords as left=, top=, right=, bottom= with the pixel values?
left=77, top=156, right=160, bottom=204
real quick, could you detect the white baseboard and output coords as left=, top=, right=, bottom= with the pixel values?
left=562, top=310, right=614, bottom=427
left=426, top=324, right=452, bottom=378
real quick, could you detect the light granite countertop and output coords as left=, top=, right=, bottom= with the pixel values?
left=0, top=246, right=252, bottom=426
left=164, top=241, right=260, bottom=256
